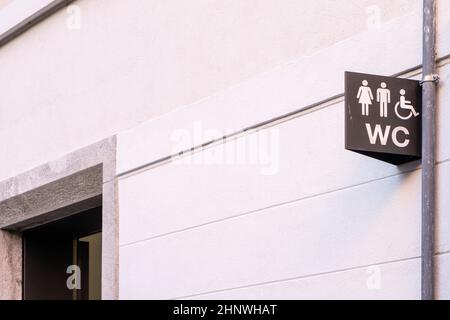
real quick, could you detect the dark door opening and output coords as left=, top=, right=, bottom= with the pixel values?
left=23, top=206, right=102, bottom=300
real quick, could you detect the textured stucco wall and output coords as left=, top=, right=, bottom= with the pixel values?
left=1, top=0, right=449, bottom=300
left=0, top=0, right=416, bottom=182
left=116, top=1, right=450, bottom=299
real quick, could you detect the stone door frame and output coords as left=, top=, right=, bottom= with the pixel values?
left=0, top=137, right=118, bottom=300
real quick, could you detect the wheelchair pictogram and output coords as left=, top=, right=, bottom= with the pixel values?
left=394, top=89, right=420, bottom=120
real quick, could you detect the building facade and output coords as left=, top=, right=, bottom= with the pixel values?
left=0, top=0, right=449, bottom=299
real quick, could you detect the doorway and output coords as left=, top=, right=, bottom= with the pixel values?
left=22, top=207, right=102, bottom=300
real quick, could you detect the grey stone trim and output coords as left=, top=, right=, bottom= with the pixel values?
left=0, top=136, right=115, bottom=203
left=0, top=230, right=21, bottom=300
left=0, top=165, right=103, bottom=230
left=0, top=136, right=118, bottom=300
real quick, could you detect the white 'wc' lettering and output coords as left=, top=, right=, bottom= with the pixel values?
left=365, top=123, right=391, bottom=145
left=365, top=123, right=410, bottom=148
left=391, top=126, right=410, bottom=148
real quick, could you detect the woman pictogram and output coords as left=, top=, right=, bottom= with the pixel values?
left=357, top=80, right=374, bottom=116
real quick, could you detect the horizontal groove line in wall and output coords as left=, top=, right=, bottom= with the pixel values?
left=0, top=0, right=75, bottom=48
left=176, top=249, right=450, bottom=299
left=174, top=250, right=450, bottom=299
left=117, top=54, right=450, bottom=179
left=171, top=255, right=423, bottom=300
left=119, top=158, right=450, bottom=248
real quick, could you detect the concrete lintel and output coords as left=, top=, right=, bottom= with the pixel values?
left=0, top=165, right=103, bottom=230
left=0, top=136, right=116, bottom=203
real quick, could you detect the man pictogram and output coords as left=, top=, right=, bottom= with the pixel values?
left=376, top=82, right=390, bottom=117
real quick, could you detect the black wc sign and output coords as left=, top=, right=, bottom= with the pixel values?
left=345, top=71, right=421, bottom=165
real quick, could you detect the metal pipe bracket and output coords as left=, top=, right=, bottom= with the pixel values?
left=420, top=74, right=440, bottom=85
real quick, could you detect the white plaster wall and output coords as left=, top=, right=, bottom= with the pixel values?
left=1, top=0, right=449, bottom=300
left=0, top=0, right=417, bottom=181
left=118, top=65, right=450, bottom=299
left=116, top=1, right=450, bottom=299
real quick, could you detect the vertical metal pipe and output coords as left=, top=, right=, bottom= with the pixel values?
left=421, top=0, right=438, bottom=300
